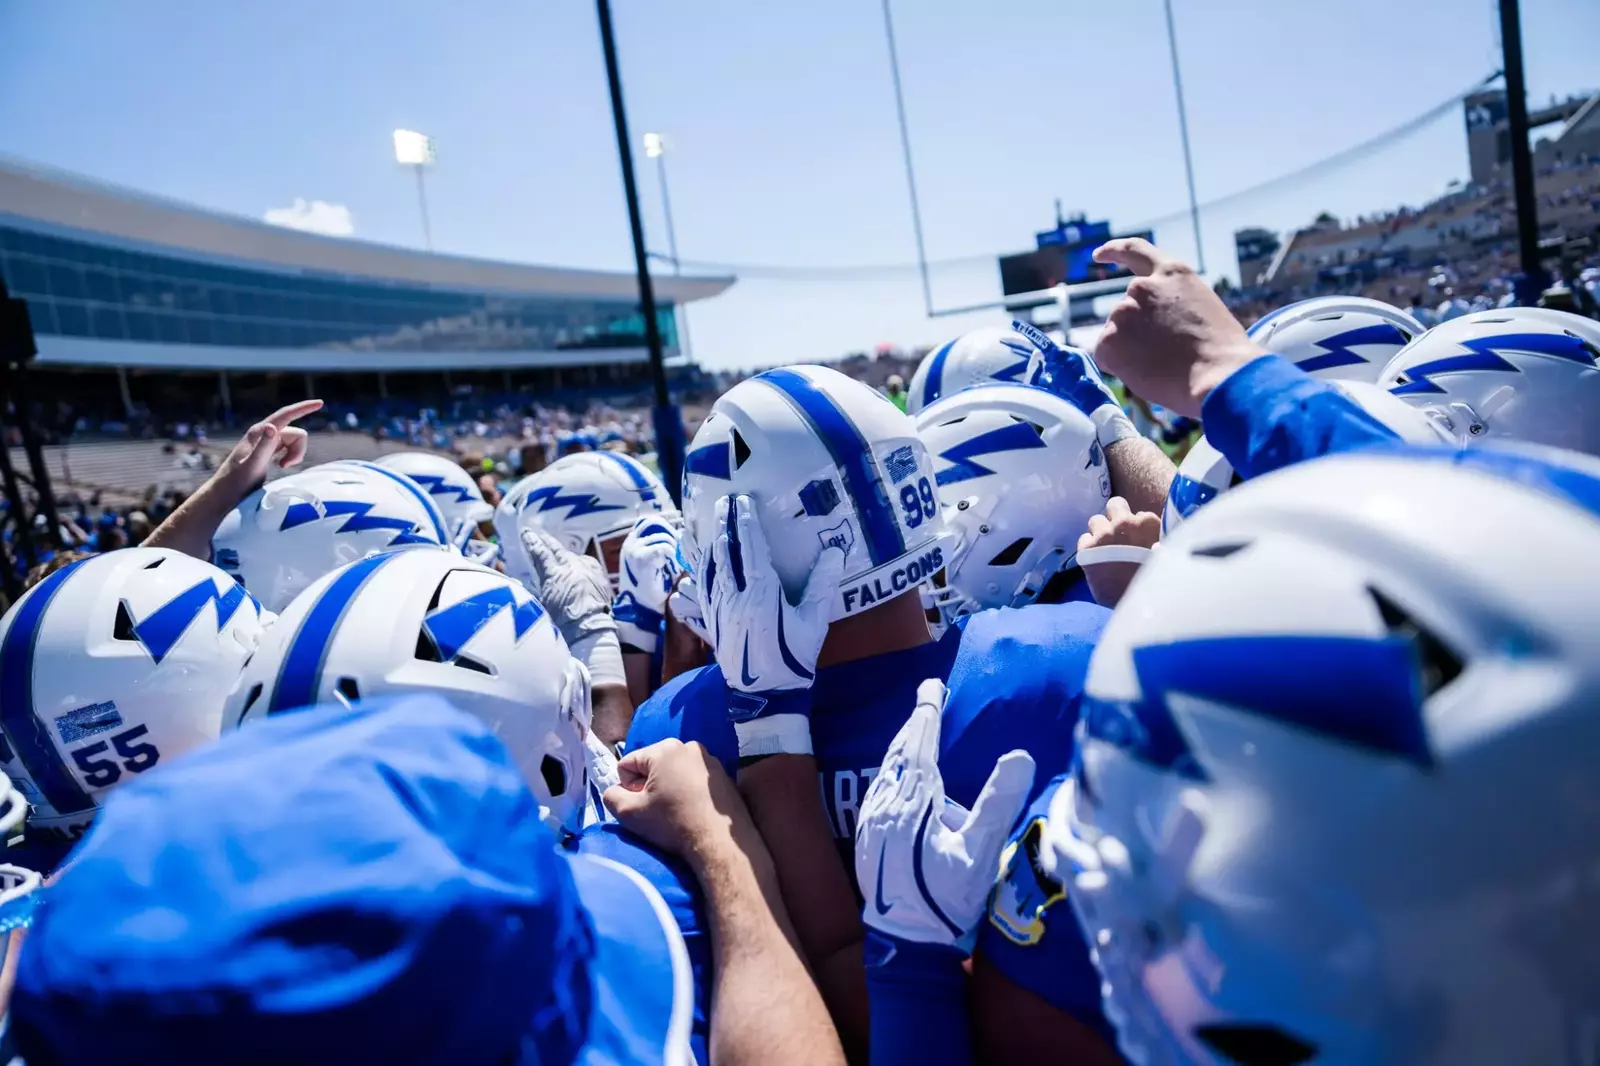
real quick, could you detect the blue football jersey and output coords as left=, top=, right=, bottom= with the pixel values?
left=567, top=823, right=711, bottom=1066
left=978, top=773, right=1114, bottom=1041
left=626, top=601, right=1108, bottom=849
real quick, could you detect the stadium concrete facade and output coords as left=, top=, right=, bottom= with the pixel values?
left=0, top=156, right=734, bottom=419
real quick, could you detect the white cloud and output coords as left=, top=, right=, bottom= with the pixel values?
left=263, top=198, right=355, bottom=237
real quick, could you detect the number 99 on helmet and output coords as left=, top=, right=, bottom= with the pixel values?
left=681, top=365, right=955, bottom=621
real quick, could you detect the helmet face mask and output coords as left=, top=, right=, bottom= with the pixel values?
left=682, top=365, right=955, bottom=622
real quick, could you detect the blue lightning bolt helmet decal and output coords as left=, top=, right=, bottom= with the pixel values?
left=422, top=586, right=546, bottom=662
left=935, top=422, right=1047, bottom=486
left=1390, top=331, right=1599, bottom=396
left=132, top=577, right=252, bottom=663
left=278, top=500, right=435, bottom=546
left=519, top=485, right=626, bottom=520
left=404, top=472, right=476, bottom=506
left=1293, top=323, right=1412, bottom=376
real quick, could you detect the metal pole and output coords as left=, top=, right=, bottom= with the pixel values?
left=595, top=0, right=683, bottom=502
left=880, top=0, right=934, bottom=317
left=1497, top=0, right=1544, bottom=304
left=655, top=151, right=695, bottom=362
left=1163, top=0, right=1206, bottom=274
left=414, top=165, right=434, bottom=252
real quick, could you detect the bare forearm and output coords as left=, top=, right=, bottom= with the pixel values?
left=1105, top=436, right=1176, bottom=516
left=694, top=830, right=846, bottom=1066
left=589, top=683, right=634, bottom=747
left=739, top=755, right=868, bottom=1061
left=143, top=476, right=249, bottom=559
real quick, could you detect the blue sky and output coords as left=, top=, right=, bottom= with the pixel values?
left=2, top=0, right=1595, bottom=369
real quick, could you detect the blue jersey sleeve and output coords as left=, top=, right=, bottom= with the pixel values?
left=865, top=935, right=974, bottom=1066
left=977, top=775, right=1113, bottom=1042
left=569, top=824, right=712, bottom=1066
left=1202, top=354, right=1400, bottom=480
left=624, top=664, right=740, bottom=777
left=937, top=602, right=1108, bottom=812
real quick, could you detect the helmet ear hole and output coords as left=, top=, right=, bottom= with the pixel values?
left=334, top=677, right=361, bottom=703
left=1367, top=586, right=1464, bottom=697
left=415, top=630, right=443, bottom=663
left=241, top=683, right=264, bottom=714
left=540, top=755, right=568, bottom=800
left=113, top=601, right=138, bottom=642
left=988, top=538, right=1033, bottom=567
left=1193, top=1023, right=1317, bottom=1066
left=731, top=429, right=752, bottom=469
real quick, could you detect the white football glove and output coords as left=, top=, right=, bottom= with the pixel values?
left=619, top=515, right=683, bottom=616
left=705, top=493, right=844, bottom=758
left=1015, top=318, right=1140, bottom=449
left=582, top=730, right=621, bottom=828
left=614, top=515, right=682, bottom=654
left=856, top=678, right=1036, bottom=951
left=522, top=529, right=626, bottom=688
left=667, top=573, right=711, bottom=644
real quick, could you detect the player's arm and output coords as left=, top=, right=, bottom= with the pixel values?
left=854, top=680, right=1035, bottom=1066
left=1013, top=320, right=1175, bottom=516
left=145, top=400, right=321, bottom=559
left=663, top=573, right=711, bottom=683
left=1088, top=238, right=1399, bottom=478
left=522, top=531, right=635, bottom=745
left=606, top=740, right=846, bottom=1066
left=698, top=494, right=870, bottom=1059
left=739, top=755, right=870, bottom=1061
left=969, top=955, right=1123, bottom=1066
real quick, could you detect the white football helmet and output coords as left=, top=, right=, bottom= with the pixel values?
left=1378, top=307, right=1600, bottom=455
left=0, top=548, right=265, bottom=842
left=224, top=548, right=590, bottom=830
left=682, top=364, right=954, bottom=621
left=494, top=471, right=541, bottom=587
left=510, top=452, right=675, bottom=589
left=212, top=459, right=455, bottom=613
left=1046, top=444, right=1600, bottom=1066
left=1162, top=380, right=1452, bottom=535
left=1248, top=296, right=1423, bottom=383
left=373, top=452, right=497, bottom=561
left=916, top=382, right=1110, bottom=630
left=906, top=326, right=1041, bottom=414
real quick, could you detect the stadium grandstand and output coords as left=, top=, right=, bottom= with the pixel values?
left=0, top=156, right=734, bottom=436
left=1226, top=86, right=1600, bottom=324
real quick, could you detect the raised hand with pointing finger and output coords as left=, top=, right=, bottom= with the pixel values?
left=1090, top=238, right=1267, bottom=418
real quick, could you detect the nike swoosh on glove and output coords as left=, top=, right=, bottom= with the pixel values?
left=705, top=493, right=844, bottom=758
left=856, top=678, right=1035, bottom=951
left=1013, top=318, right=1139, bottom=448
left=521, top=529, right=616, bottom=646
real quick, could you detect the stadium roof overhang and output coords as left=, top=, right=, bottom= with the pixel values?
left=0, top=156, right=733, bottom=304
left=32, top=336, right=671, bottom=372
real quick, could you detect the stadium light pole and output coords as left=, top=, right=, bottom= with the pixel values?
left=1497, top=0, right=1545, bottom=304
left=596, top=0, right=683, bottom=504
left=880, top=0, right=935, bottom=318
left=645, top=132, right=694, bottom=362
left=393, top=129, right=437, bottom=251
left=1163, top=0, right=1206, bottom=274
